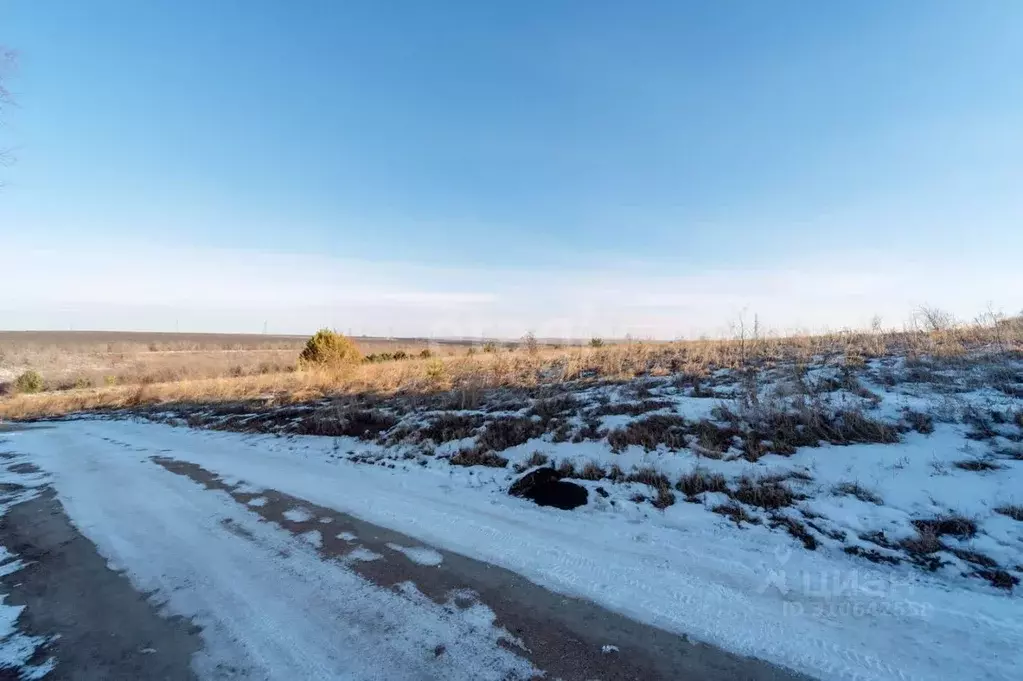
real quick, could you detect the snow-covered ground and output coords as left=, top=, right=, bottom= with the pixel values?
left=1, top=425, right=536, bottom=680
left=4, top=406, right=1021, bottom=681
left=154, top=352, right=1023, bottom=594
left=2, top=351, right=1022, bottom=680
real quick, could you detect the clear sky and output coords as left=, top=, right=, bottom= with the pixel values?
left=1, top=1, right=1021, bottom=338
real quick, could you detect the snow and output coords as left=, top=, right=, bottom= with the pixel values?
left=282, top=508, right=313, bottom=523
left=386, top=543, right=444, bottom=567
left=3, top=427, right=536, bottom=681
left=299, top=530, right=323, bottom=548
left=9, top=419, right=1021, bottom=681
left=336, top=531, right=358, bottom=542
left=346, top=547, right=383, bottom=563
left=601, top=644, right=619, bottom=654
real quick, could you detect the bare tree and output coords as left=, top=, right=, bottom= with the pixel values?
left=0, top=47, right=16, bottom=181
left=915, top=305, right=956, bottom=333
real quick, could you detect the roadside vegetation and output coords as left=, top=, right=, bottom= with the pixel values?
left=3, top=309, right=1022, bottom=592
left=1, top=310, right=1021, bottom=419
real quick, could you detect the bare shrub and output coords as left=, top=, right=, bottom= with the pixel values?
left=652, top=487, right=676, bottom=509
left=522, top=331, right=539, bottom=356
left=832, top=481, right=882, bottom=505
left=419, top=413, right=482, bottom=444
left=571, top=418, right=603, bottom=442
left=607, top=414, right=687, bottom=453
left=294, top=408, right=396, bottom=439
left=995, top=505, right=1023, bottom=522
left=730, top=397, right=899, bottom=460
left=973, top=569, right=1019, bottom=591
left=953, top=458, right=1003, bottom=472
left=624, top=466, right=672, bottom=490
left=589, top=399, right=672, bottom=418
left=712, top=502, right=760, bottom=526
left=689, top=419, right=738, bottom=457
left=731, top=477, right=795, bottom=509
left=450, top=448, right=508, bottom=468
left=578, top=461, right=606, bottom=480
left=769, top=515, right=818, bottom=550
left=676, top=468, right=728, bottom=499
left=512, top=450, right=550, bottom=473
left=913, top=515, right=977, bottom=539
left=916, top=306, right=956, bottom=333
left=529, top=394, right=579, bottom=421
left=476, top=417, right=545, bottom=452
left=903, top=409, right=935, bottom=434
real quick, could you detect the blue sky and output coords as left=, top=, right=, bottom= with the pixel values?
left=1, top=1, right=1021, bottom=337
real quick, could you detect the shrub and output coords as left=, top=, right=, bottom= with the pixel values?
left=419, top=414, right=482, bottom=444
left=607, top=414, right=687, bottom=452
left=523, top=331, right=539, bottom=355
left=913, top=515, right=977, bottom=539
left=832, top=481, right=883, bottom=504
left=298, top=329, right=362, bottom=368
left=676, top=468, right=728, bottom=498
left=482, top=341, right=497, bottom=353
left=476, top=417, right=545, bottom=452
left=425, top=358, right=446, bottom=381
left=903, top=409, right=935, bottom=434
left=652, top=487, right=676, bottom=509
left=731, top=477, right=795, bottom=509
left=14, top=370, right=44, bottom=394
left=579, top=461, right=606, bottom=480
left=419, top=348, right=432, bottom=359
left=624, top=466, right=672, bottom=490
left=589, top=337, right=604, bottom=348
left=953, top=458, right=1003, bottom=472
left=450, top=448, right=508, bottom=468
left=556, top=459, right=578, bottom=478
left=995, top=505, right=1023, bottom=522
left=712, top=502, right=760, bottom=526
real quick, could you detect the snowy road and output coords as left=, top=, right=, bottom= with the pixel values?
left=0, top=421, right=806, bottom=681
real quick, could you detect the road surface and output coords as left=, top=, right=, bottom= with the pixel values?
left=0, top=421, right=807, bottom=681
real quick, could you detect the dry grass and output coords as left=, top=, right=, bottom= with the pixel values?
left=995, top=505, right=1023, bottom=522
left=676, top=468, right=728, bottom=498
left=731, top=476, right=797, bottom=510
left=913, top=515, right=978, bottom=539
left=3, top=318, right=1022, bottom=420
left=832, top=481, right=883, bottom=505
left=712, top=502, right=761, bottom=526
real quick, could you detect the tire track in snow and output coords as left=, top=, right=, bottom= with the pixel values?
left=153, top=456, right=805, bottom=681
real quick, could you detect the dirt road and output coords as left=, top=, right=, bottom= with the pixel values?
left=0, top=424, right=809, bottom=681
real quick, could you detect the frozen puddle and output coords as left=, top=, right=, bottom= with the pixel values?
left=387, top=543, right=444, bottom=567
